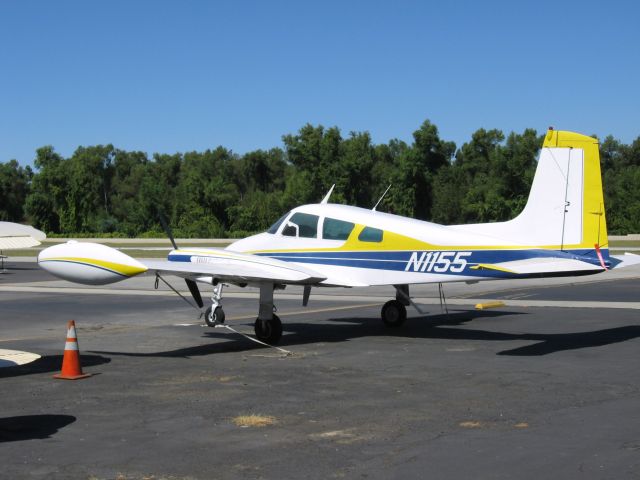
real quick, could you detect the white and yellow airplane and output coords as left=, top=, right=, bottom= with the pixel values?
left=38, top=129, right=640, bottom=344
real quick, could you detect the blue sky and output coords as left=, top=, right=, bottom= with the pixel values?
left=1, top=0, right=638, bottom=166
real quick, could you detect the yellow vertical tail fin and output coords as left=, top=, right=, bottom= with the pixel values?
left=542, top=129, right=608, bottom=251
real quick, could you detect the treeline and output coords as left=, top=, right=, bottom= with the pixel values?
left=1, top=121, right=639, bottom=236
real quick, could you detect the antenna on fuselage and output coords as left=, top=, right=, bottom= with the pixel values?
left=372, top=184, right=392, bottom=211
left=320, top=184, right=335, bottom=204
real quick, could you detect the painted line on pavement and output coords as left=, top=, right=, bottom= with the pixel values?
left=1, top=285, right=639, bottom=310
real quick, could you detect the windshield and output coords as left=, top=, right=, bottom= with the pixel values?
left=267, top=212, right=290, bottom=234
left=282, top=212, right=319, bottom=238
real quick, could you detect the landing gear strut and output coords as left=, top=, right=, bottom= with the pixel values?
left=203, top=281, right=284, bottom=344
left=204, top=284, right=225, bottom=327
left=253, top=283, right=283, bottom=344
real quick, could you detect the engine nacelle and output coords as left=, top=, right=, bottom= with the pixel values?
left=38, top=241, right=148, bottom=285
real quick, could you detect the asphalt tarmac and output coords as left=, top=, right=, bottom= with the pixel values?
left=1, top=261, right=639, bottom=479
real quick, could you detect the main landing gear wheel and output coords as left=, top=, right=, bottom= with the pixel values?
left=381, top=300, right=407, bottom=327
left=254, top=314, right=283, bottom=344
left=204, top=305, right=225, bottom=327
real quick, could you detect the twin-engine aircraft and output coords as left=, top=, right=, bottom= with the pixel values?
left=38, top=129, right=640, bottom=344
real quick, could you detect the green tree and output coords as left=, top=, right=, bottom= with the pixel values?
left=173, top=148, right=239, bottom=237
left=234, top=148, right=289, bottom=195
left=25, top=146, right=67, bottom=232
left=602, top=135, right=640, bottom=233
left=337, top=131, right=375, bottom=206
left=20, top=123, right=640, bottom=237
left=282, top=124, right=343, bottom=202
left=61, top=145, right=116, bottom=232
left=385, top=120, right=455, bottom=220
left=0, top=160, right=32, bottom=222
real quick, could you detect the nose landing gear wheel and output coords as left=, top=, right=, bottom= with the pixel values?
left=381, top=300, right=407, bottom=327
left=254, top=314, right=283, bottom=344
left=204, top=305, right=225, bottom=327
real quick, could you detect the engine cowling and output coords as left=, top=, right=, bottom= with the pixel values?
left=38, top=241, right=148, bottom=285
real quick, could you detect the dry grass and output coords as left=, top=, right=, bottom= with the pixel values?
left=459, top=421, right=483, bottom=428
left=232, top=414, right=277, bottom=428
left=308, top=429, right=370, bottom=444
left=609, top=240, right=640, bottom=248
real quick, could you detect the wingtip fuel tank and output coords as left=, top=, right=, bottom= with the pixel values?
left=38, top=241, right=148, bottom=285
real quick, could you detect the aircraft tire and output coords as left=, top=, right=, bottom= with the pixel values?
left=254, top=314, right=283, bottom=344
left=381, top=300, right=407, bottom=327
left=205, top=306, right=225, bottom=327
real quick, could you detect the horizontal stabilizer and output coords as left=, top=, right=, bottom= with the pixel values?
left=471, top=257, right=603, bottom=276
left=610, top=253, right=640, bottom=270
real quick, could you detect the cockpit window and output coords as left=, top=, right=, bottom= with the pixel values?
left=267, top=212, right=290, bottom=234
left=358, top=226, right=383, bottom=242
left=323, top=217, right=354, bottom=240
left=282, top=212, right=319, bottom=238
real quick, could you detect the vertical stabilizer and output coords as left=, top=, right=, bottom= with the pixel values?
left=512, top=144, right=584, bottom=248
left=541, top=129, right=608, bottom=251
left=454, top=129, right=608, bottom=256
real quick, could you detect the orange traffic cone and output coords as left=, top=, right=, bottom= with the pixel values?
left=53, top=320, right=92, bottom=380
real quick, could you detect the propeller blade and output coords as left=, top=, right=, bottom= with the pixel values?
left=157, top=214, right=202, bottom=308
left=185, top=279, right=204, bottom=308
left=302, top=285, right=311, bottom=307
left=158, top=214, right=178, bottom=250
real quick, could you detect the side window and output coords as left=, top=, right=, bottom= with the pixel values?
left=358, top=226, right=383, bottom=242
left=323, top=217, right=355, bottom=240
left=282, top=212, right=319, bottom=238
left=267, top=212, right=290, bottom=234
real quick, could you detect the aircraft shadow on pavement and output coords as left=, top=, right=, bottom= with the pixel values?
left=0, top=414, right=76, bottom=443
left=309, top=311, right=640, bottom=356
left=495, top=325, right=640, bottom=355
left=281, top=311, right=640, bottom=356
left=89, top=310, right=510, bottom=359
left=91, top=336, right=263, bottom=358
left=0, top=354, right=111, bottom=379
left=91, top=308, right=640, bottom=358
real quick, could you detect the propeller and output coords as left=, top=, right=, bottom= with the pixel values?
left=185, top=278, right=204, bottom=308
left=158, top=213, right=204, bottom=309
left=158, top=214, right=178, bottom=250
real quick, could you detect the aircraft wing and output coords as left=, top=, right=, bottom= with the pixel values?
left=470, top=257, right=604, bottom=276
left=38, top=242, right=326, bottom=286
left=143, top=249, right=327, bottom=285
left=0, top=222, right=46, bottom=250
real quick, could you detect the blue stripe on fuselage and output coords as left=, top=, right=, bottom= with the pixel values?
left=167, top=248, right=608, bottom=278
left=255, top=248, right=607, bottom=277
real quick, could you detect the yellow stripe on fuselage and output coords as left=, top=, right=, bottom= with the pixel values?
left=470, top=264, right=516, bottom=274
left=246, top=222, right=599, bottom=255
